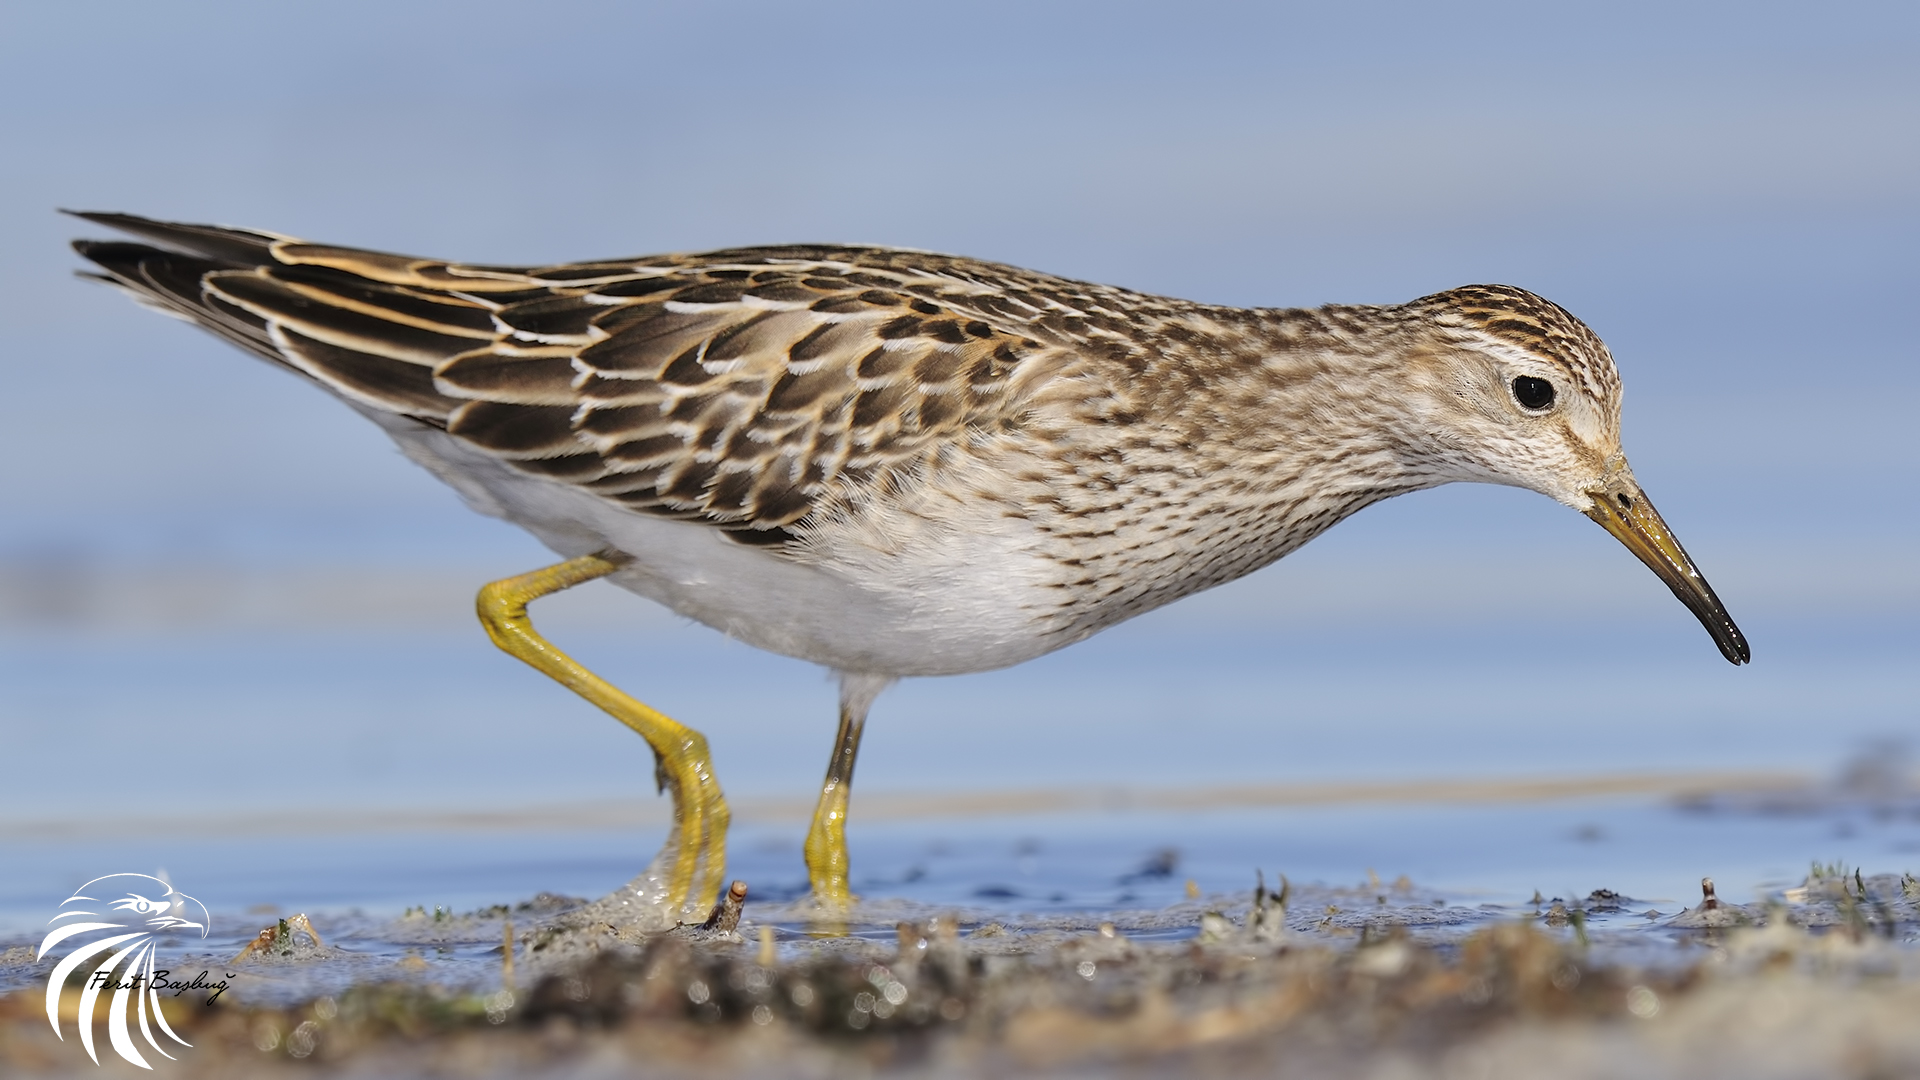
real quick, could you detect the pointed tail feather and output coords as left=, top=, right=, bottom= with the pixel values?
left=70, top=213, right=472, bottom=423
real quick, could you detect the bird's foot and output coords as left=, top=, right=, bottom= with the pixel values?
left=803, top=782, right=857, bottom=912
left=590, top=733, right=732, bottom=931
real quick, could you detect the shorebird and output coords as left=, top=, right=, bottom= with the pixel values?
left=71, top=212, right=1748, bottom=922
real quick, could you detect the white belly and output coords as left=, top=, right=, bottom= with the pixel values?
left=373, top=415, right=1071, bottom=677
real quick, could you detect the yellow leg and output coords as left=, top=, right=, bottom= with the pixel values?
left=804, top=674, right=890, bottom=910
left=476, top=553, right=730, bottom=918
left=803, top=702, right=864, bottom=908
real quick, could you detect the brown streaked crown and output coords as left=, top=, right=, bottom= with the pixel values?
left=1407, top=284, right=1620, bottom=406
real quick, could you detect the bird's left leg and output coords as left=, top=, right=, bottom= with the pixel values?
left=476, top=552, right=730, bottom=921
left=804, top=673, right=894, bottom=909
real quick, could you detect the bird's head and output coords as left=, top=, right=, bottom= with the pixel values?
left=1396, top=284, right=1749, bottom=666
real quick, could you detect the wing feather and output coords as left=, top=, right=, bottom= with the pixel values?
left=205, top=273, right=482, bottom=366
left=435, top=351, right=583, bottom=404
left=274, top=327, right=455, bottom=415
left=70, top=212, right=1099, bottom=539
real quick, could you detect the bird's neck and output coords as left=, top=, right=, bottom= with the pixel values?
left=1162, top=301, right=1452, bottom=517
left=1021, top=305, right=1453, bottom=634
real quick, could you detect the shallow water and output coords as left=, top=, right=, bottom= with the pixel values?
left=3, top=589, right=1917, bottom=996
left=5, top=780, right=1918, bottom=990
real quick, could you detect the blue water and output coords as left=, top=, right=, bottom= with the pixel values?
left=3, top=601, right=1916, bottom=939
left=2, top=596, right=1910, bottom=816
left=4, top=792, right=1917, bottom=943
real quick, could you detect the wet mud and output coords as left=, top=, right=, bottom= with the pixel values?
left=5, top=864, right=1919, bottom=1079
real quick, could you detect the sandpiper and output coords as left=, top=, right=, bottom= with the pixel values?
left=71, top=212, right=1748, bottom=921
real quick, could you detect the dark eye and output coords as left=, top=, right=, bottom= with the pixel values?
left=1511, top=376, right=1555, bottom=411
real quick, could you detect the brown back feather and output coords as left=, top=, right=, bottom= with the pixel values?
left=70, top=214, right=1121, bottom=540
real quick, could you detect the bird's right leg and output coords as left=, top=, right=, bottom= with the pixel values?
left=476, top=553, right=730, bottom=921
left=804, top=673, right=894, bottom=909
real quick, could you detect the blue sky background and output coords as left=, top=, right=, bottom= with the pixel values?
left=0, top=1, right=1915, bottom=819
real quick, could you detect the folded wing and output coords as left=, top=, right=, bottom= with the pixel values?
left=72, top=213, right=1095, bottom=542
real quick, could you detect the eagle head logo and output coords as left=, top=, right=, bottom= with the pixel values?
left=39, top=873, right=211, bottom=1069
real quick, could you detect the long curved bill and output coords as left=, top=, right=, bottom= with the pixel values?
left=1584, top=466, right=1750, bottom=665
